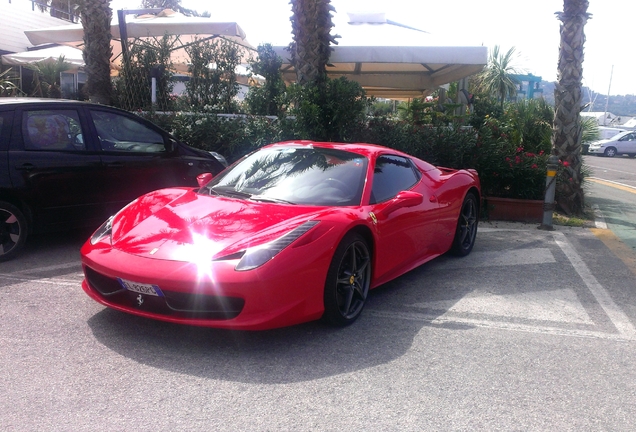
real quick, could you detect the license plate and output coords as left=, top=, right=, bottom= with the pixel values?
left=118, top=278, right=163, bottom=297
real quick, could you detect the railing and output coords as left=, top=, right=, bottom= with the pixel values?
left=8, top=0, right=79, bottom=23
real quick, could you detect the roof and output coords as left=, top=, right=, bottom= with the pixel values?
left=273, top=45, right=487, bottom=99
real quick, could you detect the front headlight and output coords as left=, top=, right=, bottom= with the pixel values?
left=235, top=221, right=319, bottom=271
left=90, top=216, right=114, bottom=245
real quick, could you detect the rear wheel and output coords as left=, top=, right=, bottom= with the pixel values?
left=604, top=147, right=617, bottom=157
left=0, top=201, right=27, bottom=262
left=322, top=233, right=371, bottom=326
left=450, top=193, right=478, bottom=257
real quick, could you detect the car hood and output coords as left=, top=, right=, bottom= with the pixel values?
left=590, top=139, right=611, bottom=146
left=110, top=188, right=332, bottom=261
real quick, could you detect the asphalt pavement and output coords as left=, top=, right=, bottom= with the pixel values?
left=3, top=215, right=636, bottom=430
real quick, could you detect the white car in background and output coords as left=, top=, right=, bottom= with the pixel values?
left=588, top=131, right=636, bottom=157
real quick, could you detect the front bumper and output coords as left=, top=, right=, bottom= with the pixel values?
left=80, top=240, right=332, bottom=330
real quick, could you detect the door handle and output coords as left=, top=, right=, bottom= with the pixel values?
left=104, top=162, right=125, bottom=168
left=15, top=164, right=35, bottom=171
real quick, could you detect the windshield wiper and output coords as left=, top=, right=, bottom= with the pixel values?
left=249, top=196, right=296, bottom=205
left=208, top=186, right=252, bottom=199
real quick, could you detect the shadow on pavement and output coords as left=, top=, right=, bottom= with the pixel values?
left=86, top=266, right=471, bottom=384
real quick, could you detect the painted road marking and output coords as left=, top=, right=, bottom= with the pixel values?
left=588, top=177, right=636, bottom=193
left=412, top=288, right=593, bottom=324
left=551, top=231, right=636, bottom=339
left=0, top=273, right=79, bottom=286
left=592, top=204, right=608, bottom=229
left=430, top=248, right=555, bottom=270
left=370, top=228, right=636, bottom=342
left=368, top=310, right=634, bottom=342
left=16, top=262, right=81, bottom=274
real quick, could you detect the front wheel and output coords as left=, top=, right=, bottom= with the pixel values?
left=604, top=147, right=617, bottom=157
left=0, top=201, right=28, bottom=262
left=322, top=233, right=371, bottom=326
left=450, top=193, right=478, bottom=257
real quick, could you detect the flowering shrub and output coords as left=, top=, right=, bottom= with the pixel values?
left=475, top=114, right=550, bottom=200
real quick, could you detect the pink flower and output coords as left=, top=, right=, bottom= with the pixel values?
left=516, top=147, right=524, bottom=153
left=531, top=164, right=538, bottom=169
left=563, top=161, right=570, bottom=167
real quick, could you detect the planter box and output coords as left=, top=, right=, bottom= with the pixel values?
left=485, top=197, right=544, bottom=223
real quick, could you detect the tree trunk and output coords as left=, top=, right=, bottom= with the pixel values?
left=552, top=0, right=589, bottom=215
left=289, top=0, right=337, bottom=86
left=80, top=0, right=113, bottom=105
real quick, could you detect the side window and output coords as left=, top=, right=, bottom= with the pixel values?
left=370, top=155, right=420, bottom=204
left=90, top=110, right=166, bottom=153
left=23, top=110, right=85, bottom=151
left=0, top=112, right=12, bottom=151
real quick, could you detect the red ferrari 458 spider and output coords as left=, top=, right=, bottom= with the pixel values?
left=81, top=141, right=480, bottom=330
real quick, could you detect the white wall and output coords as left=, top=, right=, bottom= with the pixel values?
left=0, top=0, right=71, bottom=53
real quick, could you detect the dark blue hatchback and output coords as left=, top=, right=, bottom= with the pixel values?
left=0, top=98, right=226, bottom=261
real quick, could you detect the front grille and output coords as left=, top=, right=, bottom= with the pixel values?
left=84, top=266, right=244, bottom=320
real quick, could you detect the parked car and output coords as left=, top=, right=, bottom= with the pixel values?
left=588, top=130, right=636, bottom=157
left=81, top=141, right=481, bottom=330
left=0, top=98, right=227, bottom=261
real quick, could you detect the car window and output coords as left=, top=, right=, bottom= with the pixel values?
left=22, top=110, right=85, bottom=151
left=370, top=155, right=420, bottom=204
left=90, top=110, right=166, bottom=153
left=204, top=147, right=368, bottom=206
left=0, top=112, right=10, bottom=151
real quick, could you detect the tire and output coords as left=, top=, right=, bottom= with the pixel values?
left=628, top=154, right=636, bottom=158
left=604, top=147, right=617, bottom=157
left=450, top=193, right=478, bottom=257
left=0, top=201, right=28, bottom=262
left=322, top=233, right=371, bottom=326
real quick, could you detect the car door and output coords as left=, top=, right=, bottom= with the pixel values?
left=368, top=154, right=441, bottom=283
left=87, top=107, right=211, bottom=214
left=620, top=132, right=636, bottom=154
left=7, top=106, right=105, bottom=232
left=0, top=110, right=12, bottom=193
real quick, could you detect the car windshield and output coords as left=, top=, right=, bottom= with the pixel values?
left=201, top=146, right=368, bottom=206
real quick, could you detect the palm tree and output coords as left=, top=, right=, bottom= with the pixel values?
left=78, top=0, right=113, bottom=104
left=552, top=0, right=590, bottom=215
left=26, top=56, right=73, bottom=98
left=477, top=46, right=521, bottom=109
left=35, top=0, right=112, bottom=103
left=289, top=0, right=338, bottom=86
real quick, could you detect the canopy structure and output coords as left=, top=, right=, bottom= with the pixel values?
left=1, top=45, right=118, bottom=71
left=24, top=9, right=253, bottom=71
left=273, top=45, right=487, bottom=99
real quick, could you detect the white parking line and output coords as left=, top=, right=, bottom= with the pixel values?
left=368, top=310, right=635, bottom=341
left=0, top=273, right=79, bottom=286
left=372, top=228, right=636, bottom=341
left=552, top=231, right=636, bottom=339
left=16, top=262, right=81, bottom=274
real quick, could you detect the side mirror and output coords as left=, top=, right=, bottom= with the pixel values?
left=393, top=190, right=424, bottom=208
left=378, top=190, right=424, bottom=216
left=197, top=172, right=214, bottom=187
left=165, top=138, right=176, bottom=152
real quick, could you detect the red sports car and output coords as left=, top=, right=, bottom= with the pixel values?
left=81, top=141, right=480, bottom=330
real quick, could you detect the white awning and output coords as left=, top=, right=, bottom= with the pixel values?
left=273, top=45, right=487, bottom=99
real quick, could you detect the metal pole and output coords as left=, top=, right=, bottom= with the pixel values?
left=539, top=154, right=560, bottom=230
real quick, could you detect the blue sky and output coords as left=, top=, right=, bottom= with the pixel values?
left=110, top=0, right=635, bottom=96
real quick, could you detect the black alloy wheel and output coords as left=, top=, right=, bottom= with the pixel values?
left=451, top=193, right=478, bottom=257
left=0, top=202, right=27, bottom=262
left=323, top=233, right=371, bottom=326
